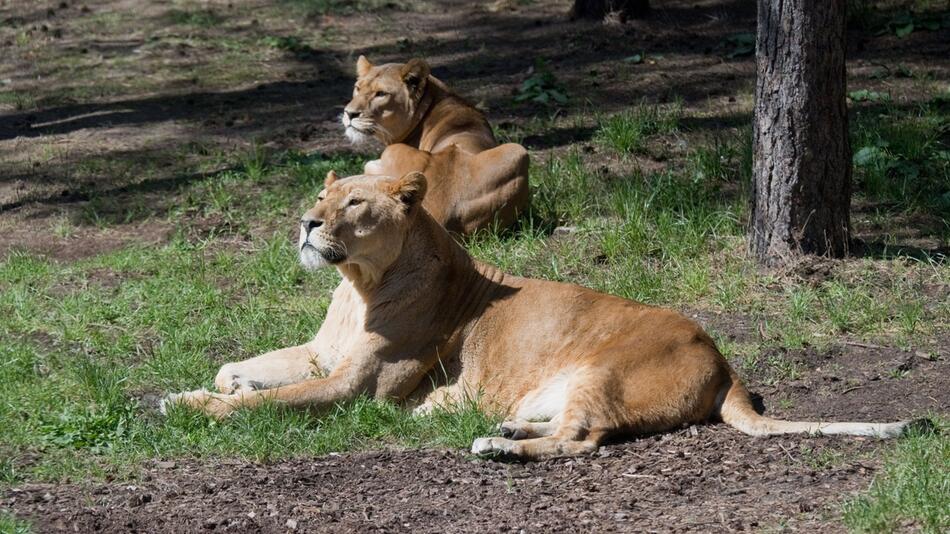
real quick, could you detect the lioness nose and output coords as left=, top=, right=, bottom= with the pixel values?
left=344, top=109, right=360, bottom=120
left=301, top=218, right=323, bottom=232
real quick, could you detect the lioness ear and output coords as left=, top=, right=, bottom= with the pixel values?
left=324, top=170, right=339, bottom=188
left=389, top=171, right=427, bottom=208
left=356, top=55, right=373, bottom=77
left=400, top=58, right=430, bottom=92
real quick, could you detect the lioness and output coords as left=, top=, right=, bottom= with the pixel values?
left=342, top=55, right=529, bottom=235
left=163, top=171, right=915, bottom=461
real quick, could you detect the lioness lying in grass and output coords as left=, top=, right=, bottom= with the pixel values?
left=163, top=171, right=918, bottom=461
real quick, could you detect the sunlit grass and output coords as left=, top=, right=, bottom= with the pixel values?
left=843, top=418, right=949, bottom=533
left=0, top=89, right=947, bottom=497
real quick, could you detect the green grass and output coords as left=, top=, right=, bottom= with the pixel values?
left=843, top=419, right=949, bottom=533
left=851, top=100, right=949, bottom=213
left=0, top=69, right=947, bottom=534
left=0, top=513, right=31, bottom=534
left=1, top=126, right=947, bottom=487
left=595, top=99, right=682, bottom=155
left=166, top=9, right=225, bottom=28
left=0, top=90, right=36, bottom=111
left=0, top=151, right=507, bottom=484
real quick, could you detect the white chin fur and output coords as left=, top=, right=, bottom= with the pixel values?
left=299, top=226, right=331, bottom=271
left=344, top=126, right=379, bottom=148
left=299, top=246, right=330, bottom=271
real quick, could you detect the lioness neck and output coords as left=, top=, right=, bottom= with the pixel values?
left=337, top=210, right=501, bottom=333
left=401, top=77, right=495, bottom=153
left=339, top=210, right=474, bottom=296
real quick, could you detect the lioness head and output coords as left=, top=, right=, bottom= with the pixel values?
left=342, top=55, right=430, bottom=146
left=298, top=170, right=428, bottom=272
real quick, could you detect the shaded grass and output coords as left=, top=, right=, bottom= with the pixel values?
left=594, top=99, right=682, bottom=155
left=166, top=9, right=225, bottom=28
left=851, top=100, right=949, bottom=214
left=843, top=418, right=948, bottom=533
left=281, top=0, right=409, bottom=16
left=179, top=150, right=365, bottom=229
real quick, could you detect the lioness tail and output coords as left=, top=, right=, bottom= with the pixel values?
left=717, top=371, right=921, bottom=438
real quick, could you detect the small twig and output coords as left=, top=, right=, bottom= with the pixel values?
left=842, top=385, right=866, bottom=394
left=777, top=443, right=799, bottom=464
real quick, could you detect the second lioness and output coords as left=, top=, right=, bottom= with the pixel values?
left=342, top=55, right=529, bottom=235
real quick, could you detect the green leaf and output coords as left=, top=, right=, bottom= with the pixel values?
left=624, top=54, right=644, bottom=64
left=895, top=22, right=914, bottom=37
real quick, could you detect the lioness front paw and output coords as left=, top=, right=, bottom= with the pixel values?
left=160, top=389, right=238, bottom=419
left=214, top=365, right=264, bottom=394
left=471, top=437, right=516, bottom=456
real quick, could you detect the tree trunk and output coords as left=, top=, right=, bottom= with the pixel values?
left=750, top=0, right=852, bottom=266
left=569, top=0, right=650, bottom=21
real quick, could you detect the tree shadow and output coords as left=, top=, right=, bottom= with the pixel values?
left=522, top=125, right=598, bottom=150
left=1, top=0, right=946, bottom=241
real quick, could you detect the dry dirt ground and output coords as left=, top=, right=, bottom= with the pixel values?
left=1, top=0, right=948, bottom=532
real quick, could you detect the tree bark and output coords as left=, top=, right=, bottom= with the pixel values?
left=569, top=0, right=650, bottom=21
left=750, top=0, right=852, bottom=266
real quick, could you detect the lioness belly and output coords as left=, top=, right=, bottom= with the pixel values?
left=512, top=368, right=577, bottom=421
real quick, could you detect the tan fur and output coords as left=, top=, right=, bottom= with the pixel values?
left=342, top=56, right=529, bottom=235
left=163, top=172, right=913, bottom=460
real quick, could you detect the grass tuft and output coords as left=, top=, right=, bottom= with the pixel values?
left=843, top=418, right=949, bottom=533
left=166, top=9, right=224, bottom=28
left=0, top=513, right=32, bottom=534
left=851, top=101, right=949, bottom=212
left=595, top=100, right=682, bottom=155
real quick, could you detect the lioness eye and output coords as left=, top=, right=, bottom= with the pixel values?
left=348, top=198, right=362, bottom=207
left=375, top=91, right=387, bottom=98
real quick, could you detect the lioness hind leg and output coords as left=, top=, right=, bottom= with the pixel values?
left=471, top=431, right=606, bottom=461
left=499, top=418, right=559, bottom=440
left=475, top=410, right=606, bottom=460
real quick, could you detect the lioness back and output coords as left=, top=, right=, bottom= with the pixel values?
left=341, top=56, right=530, bottom=235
